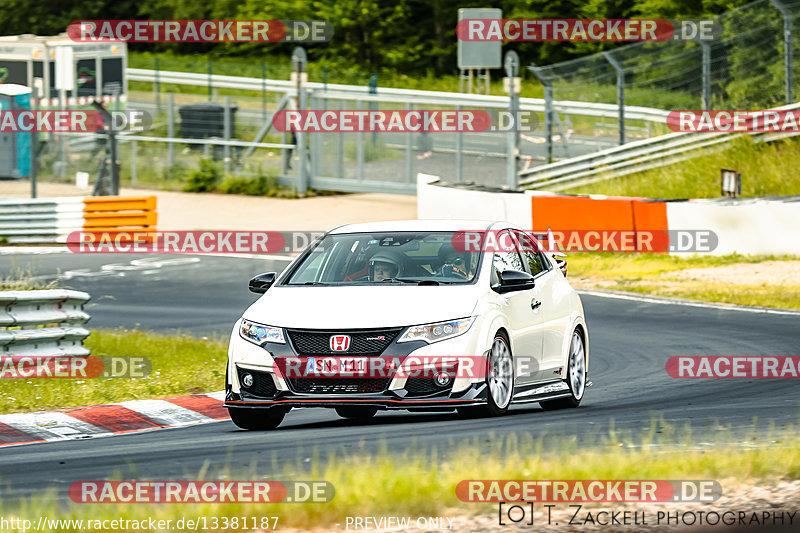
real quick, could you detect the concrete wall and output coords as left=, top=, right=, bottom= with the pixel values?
left=666, top=199, right=800, bottom=255
left=418, top=173, right=800, bottom=256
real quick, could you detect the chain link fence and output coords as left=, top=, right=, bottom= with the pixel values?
left=306, top=94, right=521, bottom=192
left=529, top=0, right=800, bottom=145
left=5, top=0, right=798, bottom=199
left=15, top=53, right=530, bottom=198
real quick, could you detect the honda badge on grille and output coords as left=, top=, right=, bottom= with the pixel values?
left=329, top=335, right=351, bottom=351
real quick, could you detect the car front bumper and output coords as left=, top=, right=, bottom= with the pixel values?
left=224, top=383, right=488, bottom=410
left=225, top=319, right=489, bottom=410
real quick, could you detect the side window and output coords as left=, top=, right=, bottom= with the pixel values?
left=491, top=231, right=524, bottom=284
left=289, top=241, right=341, bottom=283
left=291, top=250, right=326, bottom=283
left=539, top=251, right=552, bottom=271
left=516, top=231, right=546, bottom=276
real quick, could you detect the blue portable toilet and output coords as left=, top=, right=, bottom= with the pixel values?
left=0, top=83, right=32, bottom=178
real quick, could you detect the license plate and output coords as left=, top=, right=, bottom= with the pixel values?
left=305, top=357, right=367, bottom=375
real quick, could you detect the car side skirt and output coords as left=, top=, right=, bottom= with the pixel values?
left=510, top=380, right=572, bottom=404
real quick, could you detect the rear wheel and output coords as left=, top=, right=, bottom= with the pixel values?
left=335, top=406, right=378, bottom=420
left=228, top=407, right=287, bottom=430
left=458, top=332, right=514, bottom=418
left=540, top=330, right=585, bottom=410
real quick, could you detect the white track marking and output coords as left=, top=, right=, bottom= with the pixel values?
left=0, top=412, right=108, bottom=440
left=203, top=253, right=294, bottom=261
left=118, top=399, right=215, bottom=426
left=0, top=246, right=294, bottom=261
left=0, top=247, right=70, bottom=255
left=0, top=393, right=230, bottom=449
left=578, top=289, right=800, bottom=316
left=205, top=390, right=226, bottom=401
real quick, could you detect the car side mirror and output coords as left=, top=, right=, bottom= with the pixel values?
left=493, top=269, right=536, bottom=294
left=249, top=272, right=277, bottom=294
left=552, top=252, right=567, bottom=277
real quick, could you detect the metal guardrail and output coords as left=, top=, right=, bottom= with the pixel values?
left=69, top=136, right=99, bottom=153
left=116, top=134, right=293, bottom=149
left=0, top=197, right=86, bottom=243
left=519, top=103, right=800, bottom=191
left=0, top=196, right=157, bottom=244
left=126, top=68, right=670, bottom=123
left=0, top=290, right=91, bottom=357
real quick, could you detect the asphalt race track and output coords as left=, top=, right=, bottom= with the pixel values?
left=0, top=252, right=289, bottom=335
left=1, top=252, right=799, bottom=503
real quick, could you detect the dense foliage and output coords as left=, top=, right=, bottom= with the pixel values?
left=0, top=0, right=751, bottom=74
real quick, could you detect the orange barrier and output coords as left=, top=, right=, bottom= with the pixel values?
left=83, top=196, right=157, bottom=213
left=83, top=212, right=158, bottom=229
left=631, top=201, right=668, bottom=231
left=531, top=195, right=668, bottom=252
left=0, top=196, right=157, bottom=244
left=82, top=196, right=157, bottom=231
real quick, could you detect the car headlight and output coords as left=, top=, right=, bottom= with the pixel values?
left=397, top=317, right=475, bottom=344
left=240, top=319, right=285, bottom=345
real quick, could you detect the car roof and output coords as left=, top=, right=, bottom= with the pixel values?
left=328, top=219, right=508, bottom=234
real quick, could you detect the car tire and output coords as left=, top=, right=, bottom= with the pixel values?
left=458, top=332, right=514, bottom=418
left=335, top=406, right=378, bottom=420
left=540, top=329, right=586, bottom=410
left=228, top=407, right=287, bottom=430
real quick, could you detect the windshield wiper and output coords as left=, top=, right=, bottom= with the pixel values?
left=381, top=278, right=439, bottom=285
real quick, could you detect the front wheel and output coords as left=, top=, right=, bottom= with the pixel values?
left=540, top=330, right=586, bottom=410
left=335, top=406, right=378, bottom=420
left=228, top=407, right=287, bottom=430
left=458, top=332, right=514, bottom=418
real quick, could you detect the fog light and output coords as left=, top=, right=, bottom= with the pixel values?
left=435, top=373, right=452, bottom=387
left=242, top=373, right=254, bottom=388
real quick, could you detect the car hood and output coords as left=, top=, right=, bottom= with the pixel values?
left=243, top=285, right=481, bottom=329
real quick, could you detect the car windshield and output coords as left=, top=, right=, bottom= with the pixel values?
left=284, top=232, right=482, bottom=285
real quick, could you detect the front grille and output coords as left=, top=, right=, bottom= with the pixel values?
left=287, top=377, right=391, bottom=394
left=237, top=367, right=278, bottom=398
left=404, top=377, right=453, bottom=397
left=286, top=328, right=403, bottom=356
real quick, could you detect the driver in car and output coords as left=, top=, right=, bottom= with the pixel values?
left=369, top=251, right=403, bottom=281
left=437, top=245, right=471, bottom=278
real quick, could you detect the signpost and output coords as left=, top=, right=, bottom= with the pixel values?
left=457, top=8, right=501, bottom=94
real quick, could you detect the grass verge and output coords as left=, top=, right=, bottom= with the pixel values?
left=567, top=253, right=800, bottom=310
left=559, top=137, right=800, bottom=199
left=567, top=253, right=793, bottom=278
left=2, top=422, right=799, bottom=529
left=0, top=328, right=226, bottom=415
left=0, top=270, right=59, bottom=291
left=608, top=282, right=800, bottom=310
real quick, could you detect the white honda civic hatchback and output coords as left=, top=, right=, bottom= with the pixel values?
left=225, top=220, right=589, bottom=430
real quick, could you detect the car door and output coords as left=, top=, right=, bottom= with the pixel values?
left=516, top=230, right=573, bottom=379
left=490, top=231, right=545, bottom=385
